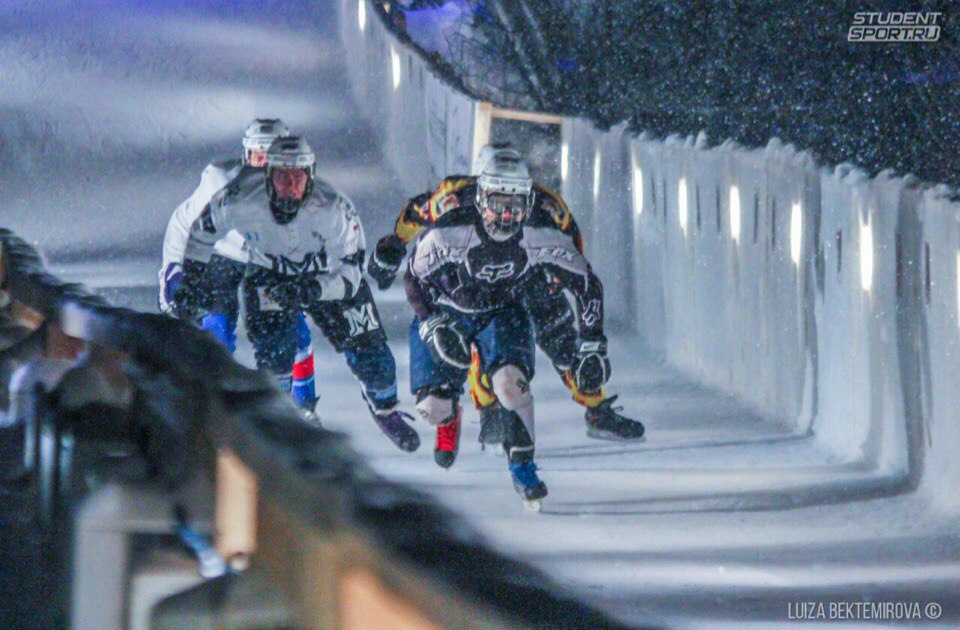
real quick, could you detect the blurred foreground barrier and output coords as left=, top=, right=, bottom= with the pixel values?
left=0, top=228, right=632, bottom=628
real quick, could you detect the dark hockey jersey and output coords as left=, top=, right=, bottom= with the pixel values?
left=404, top=203, right=604, bottom=340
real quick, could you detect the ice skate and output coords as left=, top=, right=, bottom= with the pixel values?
left=585, top=395, right=645, bottom=441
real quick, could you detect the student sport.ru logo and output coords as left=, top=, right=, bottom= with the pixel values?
left=848, top=12, right=943, bottom=42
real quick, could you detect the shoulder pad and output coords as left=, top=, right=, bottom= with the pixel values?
left=533, top=183, right=573, bottom=231
left=227, top=166, right=265, bottom=195
left=411, top=223, right=476, bottom=277
left=427, top=176, right=474, bottom=221
left=521, top=226, right=587, bottom=276
left=410, top=190, right=433, bottom=221
left=214, top=184, right=238, bottom=207
left=210, top=157, right=243, bottom=172
left=313, top=176, right=340, bottom=204
left=431, top=204, right=475, bottom=228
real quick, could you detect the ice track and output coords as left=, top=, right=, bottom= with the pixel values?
left=3, top=1, right=960, bottom=626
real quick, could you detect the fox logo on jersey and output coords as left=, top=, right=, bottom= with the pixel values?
left=536, top=246, right=576, bottom=263
left=477, top=262, right=515, bottom=282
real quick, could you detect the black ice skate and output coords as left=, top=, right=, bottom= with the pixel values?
left=585, top=395, right=645, bottom=440
left=366, top=402, right=420, bottom=452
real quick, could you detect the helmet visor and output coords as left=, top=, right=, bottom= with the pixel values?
left=480, top=192, right=530, bottom=240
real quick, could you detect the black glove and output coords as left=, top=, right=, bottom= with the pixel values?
left=368, top=237, right=405, bottom=290
left=572, top=338, right=610, bottom=394
left=418, top=311, right=470, bottom=369
left=168, top=261, right=206, bottom=320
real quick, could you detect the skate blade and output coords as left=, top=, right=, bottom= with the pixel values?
left=302, top=411, right=323, bottom=426
left=586, top=427, right=646, bottom=443
left=523, top=498, right=542, bottom=512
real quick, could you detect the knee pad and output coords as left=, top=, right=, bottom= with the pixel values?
left=415, top=392, right=458, bottom=426
left=491, top=365, right=532, bottom=412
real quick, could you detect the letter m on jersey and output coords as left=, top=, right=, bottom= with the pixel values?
left=344, top=303, right=380, bottom=337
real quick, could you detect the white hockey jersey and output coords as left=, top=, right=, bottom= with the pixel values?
left=160, top=159, right=251, bottom=275
left=186, top=177, right=365, bottom=301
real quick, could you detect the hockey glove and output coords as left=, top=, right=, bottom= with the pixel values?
left=572, top=338, right=611, bottom=394
left=162, top=262, right=207, bottom=319
left=368, top=237, right=406, bottom=290
left=158, top=263, right=183, bottom=314
left=419, top=311, right=470, bottom=370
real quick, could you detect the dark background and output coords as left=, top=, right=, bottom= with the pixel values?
left=399, top=1, right=959, bottom=186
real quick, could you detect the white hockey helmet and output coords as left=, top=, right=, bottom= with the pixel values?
left=476, top=149, right=534, bottom=241
left=242, top=118, right=290, bottom=166
left=265, top=135, right=316, bottom=222
left=473, top=141, right=513, bottom=176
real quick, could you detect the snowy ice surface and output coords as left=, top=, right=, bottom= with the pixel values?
left=5, top=1, right=960, bottom=626
left=292, top=330, right=960, bottom=627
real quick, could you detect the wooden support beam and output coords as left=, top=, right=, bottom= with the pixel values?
left=488, top=104, right=563, bottom=126
left=471, top=102, right=493, bottom=174
left=215, top=450, right=258, bottom=565
left=472, top=102, right=563, bottom=173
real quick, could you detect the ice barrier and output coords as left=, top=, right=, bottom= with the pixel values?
left=564, top=123, right=960, bottom=515
left=340, top=0, right=960, bottom=514
left=338, top=0, right=477, bottom=197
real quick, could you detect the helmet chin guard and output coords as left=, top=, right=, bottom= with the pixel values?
left=476, top=149, right=533, bottom=241
left=265, top=136, right=316, bottom=223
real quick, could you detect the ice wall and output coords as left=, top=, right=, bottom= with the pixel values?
left=562, top=118, right=960, bottom=511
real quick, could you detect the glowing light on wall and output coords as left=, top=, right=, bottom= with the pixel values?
left=560, top=143, right=569, bottom=182
left=729, top=185, right=741, bottom=243
left=678, top=178, right=688, bottom=235
left=631, top=153, right=643, bottom=217
left=593, top=149, right=601, bottom=201
left=790, top=202, right=803, bottom=265
left=860, top=216, right=874, bottom=292
left=390, top=46, right=401, bottom=89
left=358, top=0, right=366, bottom=32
